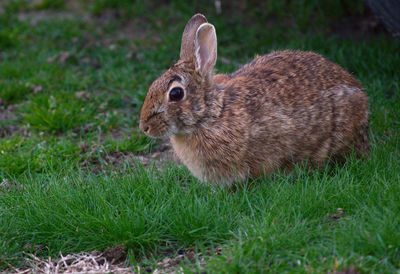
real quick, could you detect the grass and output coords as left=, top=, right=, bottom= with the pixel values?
left=22, top=92, right=96, bottom=133
left=0, top=0, right=399, bottom=272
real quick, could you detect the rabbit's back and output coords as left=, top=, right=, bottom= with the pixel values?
left=217, top=50, right=369, bottom=177
left=228, top=50, right=362, bottom=101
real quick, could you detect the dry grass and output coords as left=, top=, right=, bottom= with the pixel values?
left=8, top=252, right=132, bottom=274
left=8, top=247, right=209, bottom=274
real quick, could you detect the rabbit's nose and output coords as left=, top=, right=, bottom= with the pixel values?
left=139, top=120, right=149, bottom=134
left=140, top=121, right=151, bottom=135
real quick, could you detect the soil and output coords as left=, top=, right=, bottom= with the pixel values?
left=82, top=140, right=180, bottom=174
left=0, top=104, right=24, bottom=137
left=334, top=266, right=360, bottom=274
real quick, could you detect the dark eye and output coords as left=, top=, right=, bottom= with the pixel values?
left=169, top=87, right=184, bottom=101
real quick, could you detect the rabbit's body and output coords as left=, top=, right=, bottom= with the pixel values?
left=140, top=14, right=369, bottom=185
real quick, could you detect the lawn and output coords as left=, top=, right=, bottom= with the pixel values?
left=0, top=0, right=399, bottom=272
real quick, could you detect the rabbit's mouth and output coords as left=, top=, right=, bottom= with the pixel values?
left=140, top=112, right=174, bottom=139
left=142, top=125, right=175, bottom=139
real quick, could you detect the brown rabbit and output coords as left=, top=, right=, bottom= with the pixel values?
left=140, top=14, right=369, bottom=186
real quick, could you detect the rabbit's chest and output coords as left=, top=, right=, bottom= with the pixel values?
left=170, top=135, right=208, bottom=181
left=170, top=128, right=249, bottom=185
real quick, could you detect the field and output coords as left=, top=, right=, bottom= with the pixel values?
left=0, top=0, right=399, bottom=272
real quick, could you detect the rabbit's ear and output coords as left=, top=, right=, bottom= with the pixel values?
left=180, top=14, right=207, bottom=61
left=194, top=23, right=217, bottom=78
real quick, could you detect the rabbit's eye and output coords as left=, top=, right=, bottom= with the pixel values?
left=169, top=87, right=184, bottom=101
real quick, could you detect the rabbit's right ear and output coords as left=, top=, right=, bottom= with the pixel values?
left=194, top=23, right=217, bottom=79
left=180, top=14, right=207, bottom=61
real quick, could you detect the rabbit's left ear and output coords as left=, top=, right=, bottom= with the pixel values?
left=194, top=23, right=217, bottom=79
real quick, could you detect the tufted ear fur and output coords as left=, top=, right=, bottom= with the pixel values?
left=194, top=23, right=217, bottom=79
left=180, top=14, right=207, bottom=61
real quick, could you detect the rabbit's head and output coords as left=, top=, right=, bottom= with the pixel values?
left=140, top=14, right=218, bottom=138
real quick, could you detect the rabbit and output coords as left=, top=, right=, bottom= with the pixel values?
left=139, top=14, right=369, bottom=186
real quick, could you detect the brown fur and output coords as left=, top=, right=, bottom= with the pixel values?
left=140, top=14, right=369, bottom=186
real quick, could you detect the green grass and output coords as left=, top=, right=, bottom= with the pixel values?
left=0, top=80, right=31, bottom=104
left=0, top=0, right=399, bottom=272
left=22, top=92, right=97, bottom=133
